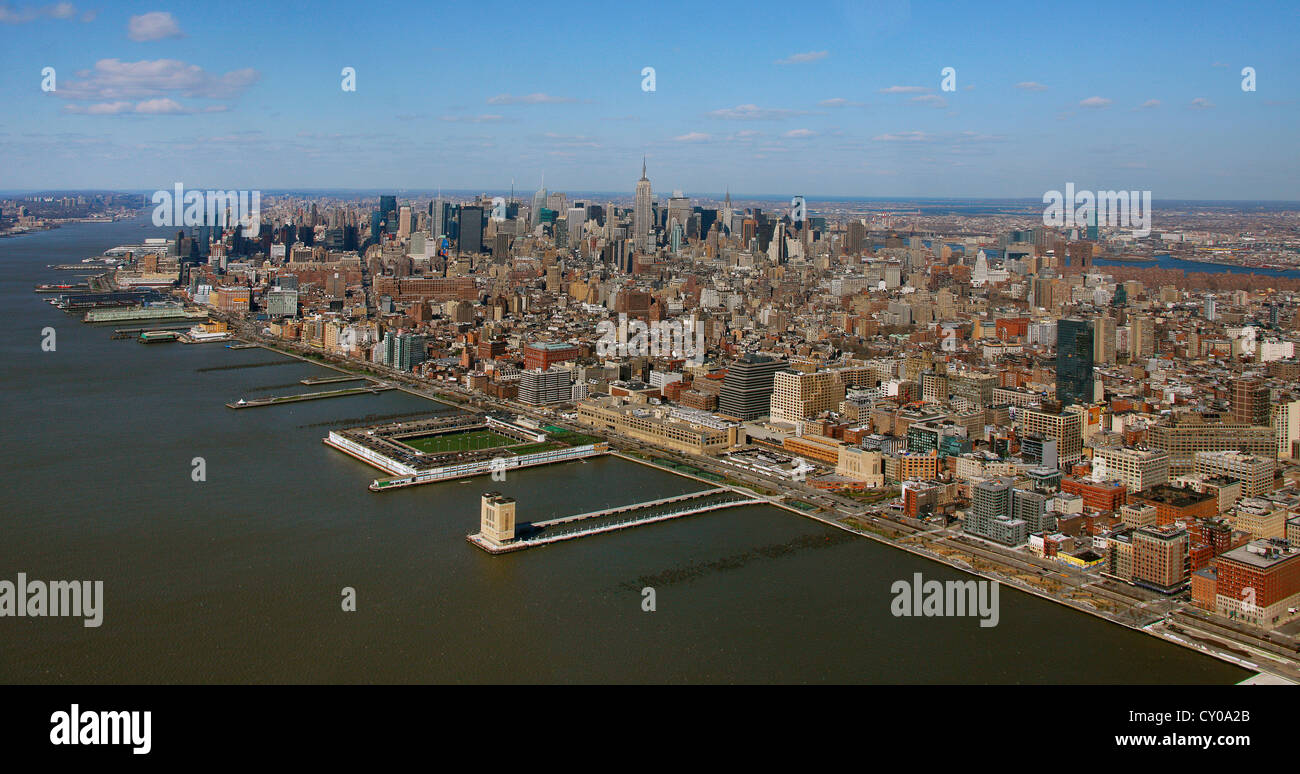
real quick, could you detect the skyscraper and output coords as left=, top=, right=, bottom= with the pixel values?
left=1056, top=317, right=1094, bottom=406
left=1231, top=376, right=1270, bottom=426
left=459, top=205, right=483, bottom=254
left=531, top=178, right=547, bottom=229
left=718, top=355, right=785, bottom=421
left=634, top=158, right=653, bottom=253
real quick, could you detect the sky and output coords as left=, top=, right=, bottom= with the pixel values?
left=0, top=0, right=1296, bottom=199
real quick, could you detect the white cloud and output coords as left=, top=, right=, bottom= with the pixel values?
left=56, top=59, right=258, bottom=101
left=673, top=132, right=712, bottom=142
left=486, top=93, right=576, bottom=105
left=127, top=11, right=183, bottom=41
left=878, top=85, right=928, bottom=94
left=1015, top=81, right=1049, bottom=92
left=783, top=128, right=816, bottom=138
left=0, top=1, right=81, bottom=23
left=1079, top=96, right=1112, bottom=108
left=776, top=50, right=828, bottom=65
left=872, top=131, right=934, bottom=142
left=911, top=94, right=947, bottom=107
left=64, top=98, right=223, bottom=115
left=819, top=97, right=863, bottom=107
left=1190, top=97, right=1214, bottom=109
left=1137, top=99, right=1161, bottom=109
left=439, top=114, right=507, bottom=123
left=706, top=104, right=807, bottom=120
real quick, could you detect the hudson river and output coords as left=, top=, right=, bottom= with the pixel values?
left=0, top=216, right=1248, bottom=683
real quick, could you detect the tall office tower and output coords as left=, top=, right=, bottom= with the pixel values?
left=667, top=192, right=691, bottom=236
left=397, top=205, right=412, bottom=238
left=846, top=220, right=866, bottom=254
left=547, top=192, right=567, bottom=212
left=1204, top=294, right=1218, bottom=321
left=1056, top=317, right=1095, bottom=406
left=1021, top=404, right=1085, bottom=466
left=718, top=355, right=785, bottom=421
left=531, top=180, right=547, bottom=228
left=379, top=195, right=397, bottom=233
left=1130, top=314, right=1155, bottom=358
left=1231, top=376, right=1271, bottom=426
left=566, top=206, right=586, bottom=245
left=432, top=198, right=450, bottom=239
left=1093, top=315, right=1116, bottom=364
left=634, top=158, right=653, bottom=252
left=370, top=210, right=383, bottom=244
left=459, top=205, right=484, bottom=254
left=721, top=190, right=733, bottom=234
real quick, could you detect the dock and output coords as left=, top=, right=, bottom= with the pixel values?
left=467, top=488, right=765, bottom=554
left=226, top=384, right=395, bottom=409
left=301, top=375, right=369, bottom=385
left=110, top=323, right=196, bottom=340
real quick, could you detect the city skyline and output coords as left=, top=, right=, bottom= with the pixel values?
left=0, top=1, right=1296, bottom=198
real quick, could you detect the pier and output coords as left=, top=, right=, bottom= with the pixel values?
left=468, top=488, right=765, bottom=554
left=110, top=323, right=196, bottom=339
left=226, top=383, right=395, bottom=409
left=301, top=375, right=369, bottom=385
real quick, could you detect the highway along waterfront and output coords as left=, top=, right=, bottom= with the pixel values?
left=0, top=216, right=1250, bottom=683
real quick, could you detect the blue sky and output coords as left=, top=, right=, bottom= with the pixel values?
left=0, top=0, right=1296, bottom=199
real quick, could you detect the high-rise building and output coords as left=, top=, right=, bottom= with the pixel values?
left=633, top=158, right=653, bottom=253
left=1133, top=524, right=1190, bottom=594
left=1230, top=377, right=1270, bottom=426
left=1020, top=405, right=1084, bottom=465
left=397, top=205, right=412, bottom=238
left=1093, top=446, right=1170, bottom=493
left=769, top=370, right=847, bottom=425
left=1056, top=317, right=1094, bottom=406
left=518, top=367, right=573, bottom=405
left=718, top=355, right=785, bottom=421
left=1130, top=314, right=1155, bottom=358
left=459, top=205, right=483, bottom=254
left=531, top=181, right=547, bottom=228
left=965, top=479, right=1027, bottom=546
left=1092, top=316, right=1116, bottom=365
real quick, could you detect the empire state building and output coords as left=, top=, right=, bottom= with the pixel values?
left=633, top=157, right=652, bottom=253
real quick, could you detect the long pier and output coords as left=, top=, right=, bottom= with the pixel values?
left=301, top=375, right=369, bottom=385
left=468, top=488, right=765, bottom=554
left=110, top=323, right=197, bottom=339
left=227, top=384, right=395, bottom=409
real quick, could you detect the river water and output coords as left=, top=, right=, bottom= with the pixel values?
left=0, top=216, right=1248, bottom=683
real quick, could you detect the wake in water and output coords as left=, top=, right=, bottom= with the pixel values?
left=620, top=530, right=856, bottom=591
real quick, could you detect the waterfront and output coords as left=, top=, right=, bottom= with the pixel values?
left=0, top=217, right=1250, bottom=683
left=1095, top=253, right=1300, bottom=278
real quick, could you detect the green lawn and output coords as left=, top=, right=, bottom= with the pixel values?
left=400, top=429, right=518, bottom=454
